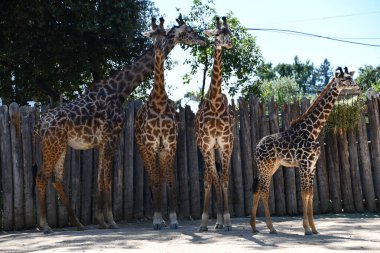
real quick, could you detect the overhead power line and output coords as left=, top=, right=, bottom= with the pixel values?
left=255, top=10, right=380, bottom=25
left=247, top=28, right=380, bottom=48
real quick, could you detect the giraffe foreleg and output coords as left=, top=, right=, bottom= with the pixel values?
left=160, top=149, right=178, bottom=229
left=199, top=149, right=215, bottom=232
left=104, top=141, right=118, bottom=229
left=220, top=148, right=232, bottom=231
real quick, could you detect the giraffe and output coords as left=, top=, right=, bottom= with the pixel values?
left=195, top=16, right=234, bottom=232
left=134, top=17, right=179, bottom=230
left=250, top=67, right=359, bottom=235
left=33, top=15, right=207, bottom=234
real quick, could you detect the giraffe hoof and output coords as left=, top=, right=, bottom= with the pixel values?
left=170, top=223, right=178, bottom=229
left=252, top=229, right=259, bottom=234
left=153, top=223, right=162, bottom=230
left=269, top=229, right=278, bottom=234
left=199, top=226, right=208, bottom=232
left=214, top=223, right=223, bottom=229
left=109, top=223, right=119, bottom=229
left=43, top=227, right=54, bottom=234
left=312, top=230, right=319, bottom=235
left=223, top=225, right=232, bottom=231
left=76, top=225, right=85, bottom=231
left=98, top=222, right=108, bottom=229
left=305, top=230, right=312, bottom=236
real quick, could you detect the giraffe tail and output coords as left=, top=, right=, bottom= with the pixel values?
left=252, top=177, right=259, bottom=194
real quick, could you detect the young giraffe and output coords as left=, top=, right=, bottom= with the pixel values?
left=195, top=16, right=234, bottom=232
left=251, top=67, right=359, bottom=235
left=33, top=16, right=207, bottom=234
left=135, top=17, right=179, bottom=230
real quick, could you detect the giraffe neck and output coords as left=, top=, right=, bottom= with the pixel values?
left=149, top=47, right=167, bottom=103
left=85, top=27, right=177, bottom=103
left=206, top=48, right=223, bottom=102
left=292, top=78, right=340, bottom=139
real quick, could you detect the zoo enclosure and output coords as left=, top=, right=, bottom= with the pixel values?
left=0, top=94, right=379, bottom=231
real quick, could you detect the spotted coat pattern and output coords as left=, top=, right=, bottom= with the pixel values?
left=195, top=17, right=234, bottom=232
left=250, top=67, right=359, bottom=235
left=34, top=16, right=207, bottom=234
left=135, top=18, right=179, bottom=230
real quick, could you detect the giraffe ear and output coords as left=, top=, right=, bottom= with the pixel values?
left=204, top=29, right=216, bottom=37
left=349, top=71, right=355, bottom=76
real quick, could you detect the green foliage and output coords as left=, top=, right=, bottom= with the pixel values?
left=326, top=95, right=364, bottom=132
left=260, top=76, right=301, bottom=105
left=0, top=0, right=156, bottom=105
left=355, top=65, right=380, bottom=92
left=181, top=0, right=263, bottom=101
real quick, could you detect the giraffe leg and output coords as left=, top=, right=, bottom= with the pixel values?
left=160, top=149, right=178, bottom=229
left=250, top=178, right=260, bottom=234
left=103, top=141, right=119, bottom=229
left=301, top=191, right=313, bottom=235
left=96, top=164, right=107, bottom=229
left=300, top=159, right=318, bottom=235
left=220, top=148, right=232, bottom=231
left=262, top=189, right=277, bottom=234
left=52, top=148, right=83, bottom=231
left=199, top=149, right=216, bottom=232
left=36, top=136, right=67, bottom=234
left=308, top=191, right=318, bottom=234
left=36, top=166, right=53, bottom=234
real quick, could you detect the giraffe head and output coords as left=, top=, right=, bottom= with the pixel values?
left=144, top=17, right=167, bottom=51
left=170, top=14, right=208, bottom=46
left=204, top=16, right=233, bottom=49
left=334, top=67, right=359, bottom=91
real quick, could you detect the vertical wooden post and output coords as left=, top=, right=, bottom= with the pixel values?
left=325, top=130, right=342, bottom=213
left=268, top=98, right=286, bottom=216
left=366, top=93, right=380, bottom=206
left=124, top=102, right=135, bottom=219
left=185, top=106, right=201, bottom=219
left=177, top=107, right=190, bottom=217
left=238, top=98, right=253, bottom=215
left=347, top=128, right=364, bottom=212
left=249, top=96, right=263, bottom=215
left=9, top=103, right=25, bottom=229
left=231, top=100, right=245, bottom=216
left=357, top=110, right=376, bottom=211
left=70, top=149, right=81, bottom=224
left=133, top=101, right=145, bottom=219
left=0, top=105, right=14, bottom=230
left=21, top=106, right=36, bottom=228
left=337, top=130, right=355, bottom=212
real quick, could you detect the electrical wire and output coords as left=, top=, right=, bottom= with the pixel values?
left=247, top=28, right=380, bottom=48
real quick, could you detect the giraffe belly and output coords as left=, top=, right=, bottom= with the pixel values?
left=68, top=138, right=96, bottom=150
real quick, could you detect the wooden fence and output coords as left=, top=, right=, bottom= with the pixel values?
left=0, top=95, right=379, bottom=231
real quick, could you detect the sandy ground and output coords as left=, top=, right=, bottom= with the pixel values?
left=1, top=213, right=379, bottom=252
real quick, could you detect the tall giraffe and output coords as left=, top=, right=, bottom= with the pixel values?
left=134, top=17, right=179, bottom=230
left=251, top=67, right=359, bottom=235
left=33, top=15, right=207, bottom=234
left=195, top=16, right=234, bottom=232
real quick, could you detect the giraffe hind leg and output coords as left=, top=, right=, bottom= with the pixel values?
left=250, top=177, right=260, bottom=234
left=36, top=167, right=54, bottom=234
left=52, top=148, right=84, bottom=231
left=160, top=150, right=178, bottom=229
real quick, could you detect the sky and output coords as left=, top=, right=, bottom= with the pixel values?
left=152, top=0, right=380, bottom=103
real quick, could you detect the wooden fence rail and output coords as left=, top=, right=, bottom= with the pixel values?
left=0, top=95, right=379, bottom=231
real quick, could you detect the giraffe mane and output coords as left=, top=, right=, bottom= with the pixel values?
left=290, top=77, right=335, bottom=126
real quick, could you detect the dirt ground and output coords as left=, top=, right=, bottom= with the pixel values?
left=1, top=213, right=379, bottom=252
